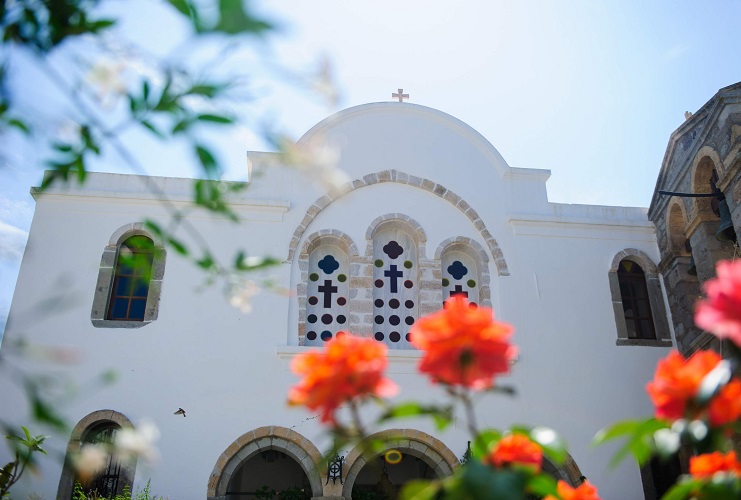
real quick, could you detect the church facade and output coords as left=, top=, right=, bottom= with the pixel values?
left=3, top=88, right=739, bottom=499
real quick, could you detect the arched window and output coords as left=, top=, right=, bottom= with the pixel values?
left=305, top=243, right=350, bottom=345
left=91, top=223, right=166, bottom=328
left=80, top=422, right=123, bottom=497
left=617, top=261, right=655, bottom=340
left=371, top=221, right=420, bottom=349
left=108, top=236, right=154, bottom=321
left=608, top=251, right=672, bottom=347
left=57, top=410, right=136, bottom=499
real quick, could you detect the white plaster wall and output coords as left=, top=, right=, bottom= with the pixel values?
left=0, top=103, right=671, bottom=500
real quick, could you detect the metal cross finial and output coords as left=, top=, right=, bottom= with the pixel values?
left=392, top=88, right=409, bottom=102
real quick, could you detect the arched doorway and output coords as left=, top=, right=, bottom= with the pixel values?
left=351, top=451, right=438, bottom=499
left=207, top=426, right=323, bottom=500
left=342, top=429, right=459, bottom=499
left=226, top=449, right=312, bottom=499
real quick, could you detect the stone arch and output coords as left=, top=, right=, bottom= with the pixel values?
left=298, top=230, right=360, bottom=259
left=435, top=236, right=492, bottom=308
left=341, top=429, right=459, bottom=498
left=207, top=426, right=323, bottom=500
left=542, top=452, right=584, bottom=487
left=666, top=200, right=690, bottom=256
left=285, top=169, right=509, bottom=276
left=108, top=222, right=166, bottom=248
left=609, top=248, right=659, bottom=275
left=609, top=249, right=672, bottom=346
left=689, top=147, right=722, bottom=218
left=91, top=222, right=167, bottom=328
left=365, top=213, right=427, bottom=258
left=57, top=410, right=136, bottom=500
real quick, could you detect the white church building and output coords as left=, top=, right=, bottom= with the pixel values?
left=1, top=102, right=676, bottom=499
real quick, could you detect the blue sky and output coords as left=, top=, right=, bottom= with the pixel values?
left=1, top=0, right=740, bottom=337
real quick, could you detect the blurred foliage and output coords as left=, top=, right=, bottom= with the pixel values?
left=0, top=425, right=47, bottom=498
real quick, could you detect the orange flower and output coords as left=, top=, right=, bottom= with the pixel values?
left=708, top=378, right=741, bottom=426
left=544, top=480, right=601, bottom=500
left=486, top=434, right=542, bottom=472
left=409, top=296, right=516, bottom=389
left=690, top=451, right=741, bottom=478
left=288, top=333, right=398, bottom=424
left=696, top=260, right=741, bottom=347
left=646, top=350, right=725, bottom=421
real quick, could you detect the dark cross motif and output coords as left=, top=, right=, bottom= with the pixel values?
left=450, top=285, right=468, bottom=298
left=384, top=265, right=404, bottom=293
left=392, top=88, right=409, bottom=102
left=318, top=280, right=338, bottom=308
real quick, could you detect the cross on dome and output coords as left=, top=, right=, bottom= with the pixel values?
left=392, top=88, right=409, bottom=102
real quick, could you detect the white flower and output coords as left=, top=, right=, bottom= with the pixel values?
left=280, top=134, right=350, bottom=194
left=73, top=444, right=108, bottom=481
left=653, top=428, right=680, bottom=455
left=115, top=419, right=160, bottom=464
left=229, top=279, right=260, bottom=314
left=56, top=120, right=82, bottom=144
left=86, top=58, right=127, bottom=106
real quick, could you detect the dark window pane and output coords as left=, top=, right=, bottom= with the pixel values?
left=115, top=277, right=132, bottom=296
left=110, top=299, right=129, bottom=319
left=625, top=319, right=637, bottom=338
left=133, top=279, right=149, bottom=298
left=129, top=300, right=146, bottom=320
left=637, top=299, right=650, bottom=318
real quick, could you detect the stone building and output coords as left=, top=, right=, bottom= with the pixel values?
left=648, top=82, right=741, bottom=355
left=6, top=86, right=737, bottom=498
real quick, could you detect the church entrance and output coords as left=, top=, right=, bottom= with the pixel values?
left=225, top=449, right=312, bottom=500
left=350, top=451, right=438, bottom=500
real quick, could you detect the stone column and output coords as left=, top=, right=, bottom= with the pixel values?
left=688, top=221, right=736, bottom=283
left=660, top=256, right=702, bottom=355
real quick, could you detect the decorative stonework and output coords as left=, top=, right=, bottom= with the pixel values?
left=285, top=169, right=509, bottom=276
left=608, top=249, right=672, bottom=347
left=90, top=222, right=166, bottom=329
left=340, top=429, right=459, bottom=499
left=435, top=237, right=492, bottom=308
left=57, top=410, right=136, bottom=500
left=207, top=426, right=323, bottom=500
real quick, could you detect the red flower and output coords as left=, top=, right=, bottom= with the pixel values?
left=486, top=434, right=542, bottom=472
left=288, top=333, right=397, bottom=424
left=409, top=296, right=516, bottom=389
left=544, top=480, right=601, bottom=500
left=646, top=350, right=719, bottom=421
left=690, top=451, right=741, bottom=478
left=708, top=378, right=741, bottom=426
left=696, top=260, right=741, bottom=346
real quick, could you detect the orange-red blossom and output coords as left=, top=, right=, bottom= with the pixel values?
left=695, top=260, right=741, bottom=347
left=645, top=350, right=741, bottom=426
left=288, top=333, right=397, bottom=424
left=409, top=295, right=516, bottom=389
left=486, top=434, right=542, bottom=472
left=544, top=480, right=601, bottom=500
left=690, top=451, right=741, bottom=478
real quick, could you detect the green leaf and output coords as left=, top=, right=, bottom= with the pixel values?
left=471, top=429, right=501, bottom=459
left=377, top=402, right=453, bottom=431
left=593, top=418, right=667, bottom=467
left=234, top=253, right=280, bottom=271
left=172, top=118, right=194, bottom=134
left=211, top=0, right=273, bottom=35
left=195, top=144, right=219, bottom=178
left=457, top=460, right=529, bottom=500
left=140, top=120, right=164, bottom=139
left=22, top=426, right=30, bottom=443
left=661, top=478, right=702, bottom=500
left=143, top=220, right=165, bottom=238
left=196, top=113, right=233, bottom=124
left=188, top=84, right=225, bottom=97
left=529, top=427, right=567, bottom=465
left=142, top=80, right=150, bottom=101
left=526, top=472, right=558, bottom=497
left=399, top=479, right=442, bottom=500
left=196, top=253, right=216, bottom=271
left=167, top=237, right=189, bottom=256
left=7, top=118, right=30, bottom=134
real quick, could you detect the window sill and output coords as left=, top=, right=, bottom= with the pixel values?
left=91, top=319, right=151, bottom=329
left=277, top=345, right=422, bottom=359
left=615, top=338, right=673, bottom=347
